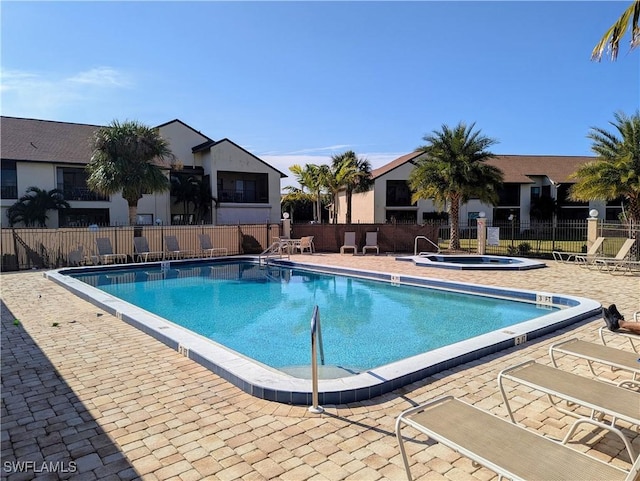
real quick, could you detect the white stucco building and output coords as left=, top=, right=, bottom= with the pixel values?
left=0, top=117, right=286, bottom=227
left=337, top=152, right=614, bottom=225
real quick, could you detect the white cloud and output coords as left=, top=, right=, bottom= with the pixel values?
left=0, top=67, right=131, bottom=119
left=67, top=67, right=131, bottom=87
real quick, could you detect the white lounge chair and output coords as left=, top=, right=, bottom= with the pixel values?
left=134, top=236, right=164, bottom=262
left=198, top=233, right=227, bottom=257
left=552, top=236, right=605, bottom=263
left=588, top=238, right=636, bottom=271
left=362, top=232, right=379, bottom=255
left=549, top=337, right=640, bottom=385
left=498, top=360, right=640, bottom=460
left=396, top=396, right=640, bottom=481
left=340, top=232, right=357, bottom=255
left=94, top=237, right=127, bottom=265
left=164, top=235, right=194, bottom=259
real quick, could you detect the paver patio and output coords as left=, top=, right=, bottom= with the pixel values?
left=1, top=255, right=639, bottom=480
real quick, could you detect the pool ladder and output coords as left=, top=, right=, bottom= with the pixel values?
left=259, top=240, right=290, bottom=265
left=309, top=305, right=325, bottom=414
left=414, top=236, right=441, bottom=255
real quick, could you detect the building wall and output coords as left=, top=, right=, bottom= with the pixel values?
left=209, top=140, right=282, bottom=224
left=158, top=122, right=209, bottom=169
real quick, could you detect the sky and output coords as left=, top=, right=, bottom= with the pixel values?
left=1, top=1, right=638, bottom=191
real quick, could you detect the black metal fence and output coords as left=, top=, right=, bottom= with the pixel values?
left=437, top=220, right=638, bottom=259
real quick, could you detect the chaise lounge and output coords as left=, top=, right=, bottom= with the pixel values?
left=396, top=395, right=640, bottom=481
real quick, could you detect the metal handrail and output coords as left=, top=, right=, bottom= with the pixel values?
left=309, top=305, right=325, bottom=414
left=414, top=235, right=441, bottom=255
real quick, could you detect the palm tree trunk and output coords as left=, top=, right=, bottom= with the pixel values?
left=346, top=189, right=353, bottom=224
left=449, top=193, right=461, bottom=250
left=128, top=203, right=138, bottom=226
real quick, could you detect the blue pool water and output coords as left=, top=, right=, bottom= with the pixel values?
left=70, top=262, right=557, bottom=373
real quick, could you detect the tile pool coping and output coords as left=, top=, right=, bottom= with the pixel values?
left=45, top=257, right=601, bottom=405
left=397, top=254, right=547, bottom=270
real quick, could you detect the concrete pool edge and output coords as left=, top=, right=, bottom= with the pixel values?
left=46, top=258, right=601, bottom=405
left=397, top=254, right=547, bottom=270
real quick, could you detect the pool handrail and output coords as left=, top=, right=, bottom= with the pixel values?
left=309, top=305, right=325, bottom=414
left=414, top=236, right=441, bottom=255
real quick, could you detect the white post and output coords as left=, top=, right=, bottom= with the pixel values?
left=477, top=213, right=487, bottom=255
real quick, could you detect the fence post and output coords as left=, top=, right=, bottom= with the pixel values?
left=477, top=215, right=487, bottom=255
left=587, top=209, right=599, bottom=249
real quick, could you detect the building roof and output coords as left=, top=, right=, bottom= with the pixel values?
left=1, top=116, right=99, bottom=164
left=208, top=138, right=288, bottom=178
left=371, top=151, right=424, bottom=179
left=486, top=154, right=594, bottom=184
left=372, top=151, right=595, bottom=184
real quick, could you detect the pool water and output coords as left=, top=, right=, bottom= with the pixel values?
left=71, top=262, right=557, bottom=373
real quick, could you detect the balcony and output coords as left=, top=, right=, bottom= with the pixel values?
left=58, top=185, right=109, bottom=202
left=218, top=189, right=267, bottom=204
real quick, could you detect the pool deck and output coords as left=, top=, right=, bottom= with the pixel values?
left=1, top=254, right=639, bottom=480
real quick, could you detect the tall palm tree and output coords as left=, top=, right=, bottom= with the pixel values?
left=7, top=187, right=70, bottom=227
left=323, top=161, right=348, bottom=224
left=570, top=111, right=640, bottom=223
left=335, top=151, right=373, bottom=224
left=592, top=0, right=640, bottom=61
left=409, top=122, right=503, bottom=250
left=86, top=120, right=176, bottom=225
left=289, top=164, right=325, bottom=223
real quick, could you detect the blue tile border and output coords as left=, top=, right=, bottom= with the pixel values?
left=45, top=257, right=601, bottom=405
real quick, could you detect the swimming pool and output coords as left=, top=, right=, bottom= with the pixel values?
left=47, top=258, right=600, bottom=405
left=398, top=254, right=546, bottom=270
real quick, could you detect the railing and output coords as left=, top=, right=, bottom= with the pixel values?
left=58, top=185, right=109, bottom=201
left=414, top=236, right=441, bottom=255
left=309, top=305, right=325, bottom=414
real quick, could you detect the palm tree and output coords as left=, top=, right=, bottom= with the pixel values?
left=592, top=0, right=639, bottom=61
left=86, top=120, right=176, bottom=225
left=281, top=186, right=315, bottom=222
left=7, top=187, right=70, bottom=227
left=289, top=164, right=325, bottom=223
left=322, top=161, right=347, bottom=224
left=193, top=178, right=218, bottom=224
left=409, top=122, right=503, bottom=250
left=171, top=174, right=197, bottom=224
left=336, top=151, right=373, bottom=224
left=569, top=111, right=640, bottom=223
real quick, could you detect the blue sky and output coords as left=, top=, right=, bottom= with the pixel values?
left=1, top=1, right=638, bottom=190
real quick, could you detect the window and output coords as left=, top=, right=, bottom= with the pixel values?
left=497, top=184, right=520, bottom=206
left=136, top=214, right=154, bottom=225
left=386, top=180, right=413, bottom=206
left=217, top=172, right=268, bottom=203
left=530, top=186, right=540, bottom=202
left=56, top=167, right=108, bottom=201
left=1, top=160, right=18, bottom=199
left=59, top=208, right=110, bottom=227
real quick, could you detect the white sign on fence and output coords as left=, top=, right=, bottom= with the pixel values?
left=487, top=227, right=500, bottom=246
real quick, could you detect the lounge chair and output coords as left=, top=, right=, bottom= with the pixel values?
left=134, top=236, right=164, bottom=262
left=164, top=235, right=194, bottom=259
left=198, top=233, right=227, bottom=257
left=68, top=246, right=86, bottom=266
left=294, top=236, right=314, bottom=254
left=586, top=238, right=636, bottom=271
left=340, top=232, right=357, bottom=255
left=94, top=237, right=127, bottom=265
left=396, top=396, right=640, bottom=481
left=549, top=338, right=640, bottom=385
left=498, top=360, right=640, bottom=460
left=552, top=236, right=605, bottom=263
left=362, top=232, right=379, bottom=255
